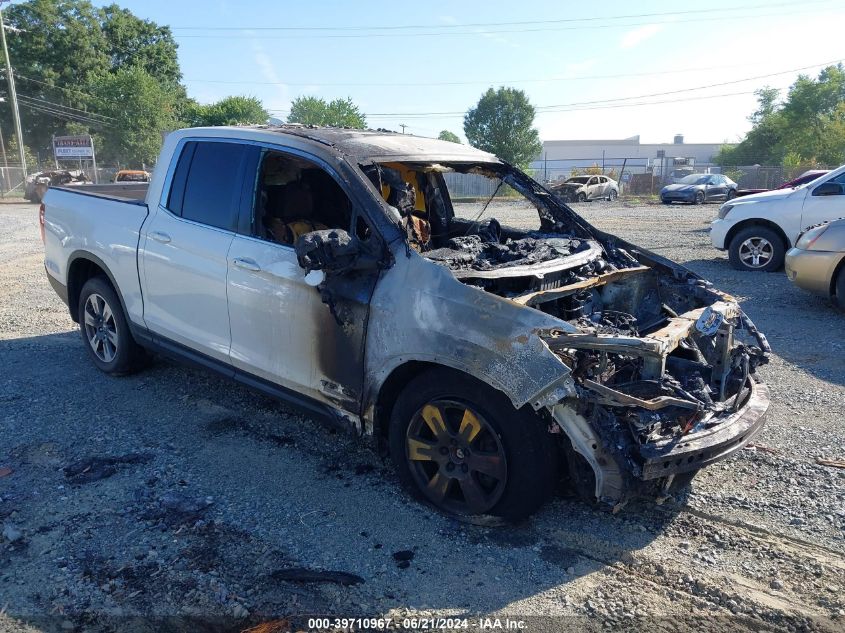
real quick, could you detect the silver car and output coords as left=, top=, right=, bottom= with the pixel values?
left=552, top=175, right=619, bottom=202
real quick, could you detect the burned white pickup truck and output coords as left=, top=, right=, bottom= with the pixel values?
left=43, top=125, right=770, bottom=520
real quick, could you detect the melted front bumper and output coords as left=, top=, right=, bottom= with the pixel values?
left=637, top=376, right=769, bottom=480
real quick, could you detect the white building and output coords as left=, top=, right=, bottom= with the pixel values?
left=531, top=134, right=733, bottom=182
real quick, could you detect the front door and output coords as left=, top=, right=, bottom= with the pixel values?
left=801, top=172, right=845, bottom=233
left=140, top=140, right=253, bottom=363
left=226, top=148, right=378, bottom=413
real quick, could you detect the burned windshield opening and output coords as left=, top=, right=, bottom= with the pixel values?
left=362, top=160, right=599, bottom=250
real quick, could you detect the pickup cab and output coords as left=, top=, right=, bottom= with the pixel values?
left=43, top=125, right=771, bottom=520
left=710, top=164, right=845, bottom=271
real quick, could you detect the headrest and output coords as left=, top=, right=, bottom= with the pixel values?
left=283, top=182, right=313, bottom=215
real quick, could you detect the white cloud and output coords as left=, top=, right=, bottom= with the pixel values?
left=247, top=33, right=289, bottom=110
left=619, top=24, right=663, bottom=49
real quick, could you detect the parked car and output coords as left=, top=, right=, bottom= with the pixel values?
left=660, top=174, right=738, bottom=205
left=711, top=164, right=845, bottom=272
left=24, top=169, right=90, bottom=203
left=785, top=218, right=845, bottom=310
left=42, top=125, right=770, bottom=520
left=114, top=169, right=151, bottom=183
left=736, top=169, right=829, bottom=197
left=551, top=175, right=619, bottom=202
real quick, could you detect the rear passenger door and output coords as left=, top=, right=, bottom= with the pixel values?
left=139, top=139, right=256, bottom=363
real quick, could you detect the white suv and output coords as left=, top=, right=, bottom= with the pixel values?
left=710, top=165, right=845, bottom=271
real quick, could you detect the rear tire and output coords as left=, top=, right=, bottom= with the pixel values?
left=608, top=189, right=618, bottom=201
left=728, top=226, right=785, bottom=272
left=389, top=369, right=558, bottom=521
left=78, top=277, right=146, bottom=375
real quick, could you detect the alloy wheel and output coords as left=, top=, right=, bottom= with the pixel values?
left=405, top=400, right=507, bottom=515
left=738, top=237, right=774, bottom=269
left=83, top=293, right=119, bottom=363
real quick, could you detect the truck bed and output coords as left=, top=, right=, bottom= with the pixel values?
left=54, top=182, right=149, bottom=203
left=43, top=185, right=150, bottom=325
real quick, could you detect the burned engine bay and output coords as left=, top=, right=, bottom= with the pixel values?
left=366, top=160, right=771, bottom=468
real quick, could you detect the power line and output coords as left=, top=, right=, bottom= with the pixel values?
left=15, top=73, right=113, bottom=106
left=17, top=97, right=112, bottom=128
left=170, top=0, right=827, bottom=31
left=170, top=4, right=838, bottom=39
left=184, top=60, right=801, bottom=89
left=265, top=59, right=839, bottom=119
left=18, top=101, right=110, bottom=127
left=17, top=92, right=114, bottom=121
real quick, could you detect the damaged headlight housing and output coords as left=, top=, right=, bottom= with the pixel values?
left=796, top=223, right=829, bottom=250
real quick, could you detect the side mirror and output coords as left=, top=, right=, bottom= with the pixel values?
left=295, top=229, right=360, bottom=273
left=812, top=181, right=843, bottom=197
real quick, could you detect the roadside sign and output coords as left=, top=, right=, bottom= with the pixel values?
left=53, top=135, right=94, bottom=158
left=622, top=173, right=632, bottom=182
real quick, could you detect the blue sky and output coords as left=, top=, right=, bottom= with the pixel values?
left=81, top=0, right=845, bottom=143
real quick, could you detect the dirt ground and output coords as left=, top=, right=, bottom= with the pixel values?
left=1, top=199, right=843, bottom=632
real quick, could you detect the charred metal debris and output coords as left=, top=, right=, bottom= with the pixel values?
left=361, top=160, right=770, bottom=500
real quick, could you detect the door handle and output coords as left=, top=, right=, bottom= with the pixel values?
left=149, top=231, right=171, bottom=244
left=232, top=257, right=262, bottom=272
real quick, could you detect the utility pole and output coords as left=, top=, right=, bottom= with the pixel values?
left=0, top=2, right=26, bottom=177
left=0, top=97, right=8, bottom=197
left=399, top=124, right=407, bottom=134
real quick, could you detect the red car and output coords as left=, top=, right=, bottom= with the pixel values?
left=736, top=169, right=829, bottom=197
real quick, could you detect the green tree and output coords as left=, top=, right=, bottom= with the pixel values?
left=88, top=67, right=179, bottom=166
left=190, top=96, right=268, bottom=127
left=463, top=87, right=542, bottom=168
left=437, top=130, right=461, bottom=143
left=99, top=4, right=181, bottom=85
left=287, top=96, right=366, bottom=128
left=3, top=0, right=182, bottom=154
left=716, top=65, right=845, bottom=166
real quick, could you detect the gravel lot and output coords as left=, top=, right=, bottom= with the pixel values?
left=1, top=199, right=844, bottom=632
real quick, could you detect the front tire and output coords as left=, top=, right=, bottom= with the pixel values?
left=389, top=369, right=558, bottom=521
left=834, top=265, right=845, bottom=312
left=576, top=192, right=587, bottom=203
left=728, top=226, right=785, bottom=272
left=78, top=277, right=146, bottom=375
left=694, top=191, right=705, bottom=205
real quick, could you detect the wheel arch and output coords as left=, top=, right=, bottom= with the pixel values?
left=66, top=252, right=129, bottom=324
left=829, top=254, right=845, bottom=301
left=725, top=218, right=791, bottom=251
left=370, top=360, right=530, bottom=442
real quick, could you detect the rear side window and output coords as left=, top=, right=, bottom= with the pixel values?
left=166, top=141, right=249, bottom=231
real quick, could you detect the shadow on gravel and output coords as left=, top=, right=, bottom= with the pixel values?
left=1, top=333, right=680, bottom=632
left=680, top=257, right=845, bottom=386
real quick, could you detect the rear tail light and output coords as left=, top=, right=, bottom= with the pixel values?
left=39, top=203, right=45, bottom=243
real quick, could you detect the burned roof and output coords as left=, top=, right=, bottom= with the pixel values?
left=203, top=124, right=502, bottom=164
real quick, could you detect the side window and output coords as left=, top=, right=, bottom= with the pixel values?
left=166, top=142, right=196, bottom=215
left=251, top=150, right=354, bottom=246
left=178, top=141, right=250, bottom=231
left=588, top=177, right=598, bottom=186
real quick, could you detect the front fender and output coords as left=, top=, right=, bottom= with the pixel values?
left=364, top=245, right=575, bottom=412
